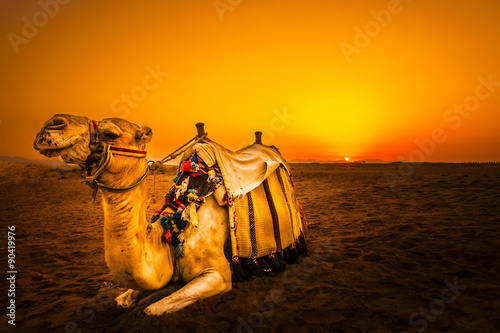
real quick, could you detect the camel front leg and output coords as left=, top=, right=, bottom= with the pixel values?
left=115, top=289, right=155, bottom=308
left=143, top=269, right=231, bottom=316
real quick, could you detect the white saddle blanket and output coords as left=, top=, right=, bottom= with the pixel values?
left=185, top=141, right=290, bottom=198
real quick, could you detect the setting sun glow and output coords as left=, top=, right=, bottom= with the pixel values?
left=0, top=1, right=499, bottom=162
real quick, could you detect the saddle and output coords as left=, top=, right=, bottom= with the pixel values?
left=153, top=140, right=307, bottom=277
left=181, top=141, right=307, bottom=260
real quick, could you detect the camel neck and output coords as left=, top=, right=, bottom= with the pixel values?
left=100, top=173, right=175, bottom=291
left=101, top=181, right=149, bottom=236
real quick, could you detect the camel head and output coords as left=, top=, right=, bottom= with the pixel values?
left=34, top=114, right=94, bottom=167
left=96, top=118, right=152, bottom=153
left=83, top=117, right=153, bottom=190
left=34, top=115, right=153, bottom=169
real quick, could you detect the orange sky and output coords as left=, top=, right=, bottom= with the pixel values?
left=1, top=0, right=499, bottom=162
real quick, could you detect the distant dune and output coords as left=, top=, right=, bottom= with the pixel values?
left=0, top=156, right=69, bottom=167
left=357, top=158, right=385, bottom=163
left=290, top=158, right=386, bottom=163
left=0, top=156, right=31, bottom=163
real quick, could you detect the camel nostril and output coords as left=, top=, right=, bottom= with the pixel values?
left=44, top=117, right=68, bottom=130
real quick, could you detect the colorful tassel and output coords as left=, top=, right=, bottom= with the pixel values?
left=162, top=229, right=172, bottom=243
left=172, top=233, right=180, bottom=247
left=188, top=192, right=198, bottom=202
left=181, top=161, right=191, bottom=172
left=160, top=215, right=173, bottom=229
left=172, top=171, right=182, bottom=183
left=190, top=161, right=200, bottom=173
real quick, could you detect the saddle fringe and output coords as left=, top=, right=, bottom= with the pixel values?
left=231, top=235, right=307, bottom=281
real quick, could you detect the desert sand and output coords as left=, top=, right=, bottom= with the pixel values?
left=1, top=161, right=499, bottom=333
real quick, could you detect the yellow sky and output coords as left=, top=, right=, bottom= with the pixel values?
left=1, top=0, right=499, bottom=162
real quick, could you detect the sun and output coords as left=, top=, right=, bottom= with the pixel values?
left=344, top=157, right=349, bottom=162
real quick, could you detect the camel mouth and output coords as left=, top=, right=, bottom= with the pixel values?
left=34, top=132, right=79, bottom=156
left=35, top=145, right=76, bottom=158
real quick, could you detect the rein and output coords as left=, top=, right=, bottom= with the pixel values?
left=148, top=132, right=208, bottom=169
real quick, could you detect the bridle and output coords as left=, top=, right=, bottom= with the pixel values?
left=84, top=119, right=208, bottom=197
left=85, top=120, right=150, bottom=195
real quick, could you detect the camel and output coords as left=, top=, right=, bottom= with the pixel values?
left=34, top=114, right=305, bottom=316
left=34, top=114, right=233, bottom=316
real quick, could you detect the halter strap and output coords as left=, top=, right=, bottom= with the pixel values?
left=109, top=146, right=147, bottom=157
left=85, top=119, right=149, bottom=194
left=86, top=143, right=149, bottom=194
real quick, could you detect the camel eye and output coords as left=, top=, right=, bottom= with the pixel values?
left=102, top=132, right=120, bottom=140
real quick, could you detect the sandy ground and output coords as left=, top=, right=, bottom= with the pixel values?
left=1, top=161, right=499, bottom=333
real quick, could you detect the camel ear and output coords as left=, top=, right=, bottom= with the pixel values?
left=136, top=126, right=152, bottom=144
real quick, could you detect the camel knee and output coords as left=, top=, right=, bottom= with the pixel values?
left=197, top=269, right=231, bottom=296
left=214, top=269, right=232, bottom=294
left=221, top=282, right=232, bottom=294
left=217, top=277, right=231, bottom=294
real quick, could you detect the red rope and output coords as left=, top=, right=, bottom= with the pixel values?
left=109, top=146, right=147, bottom=155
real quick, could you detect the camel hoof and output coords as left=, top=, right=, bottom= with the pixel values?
left=115, top=290, right=138, bottom=309
left=144, top=307, right=155, bottom=316
left=144, top=304, right=164, bottom=316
